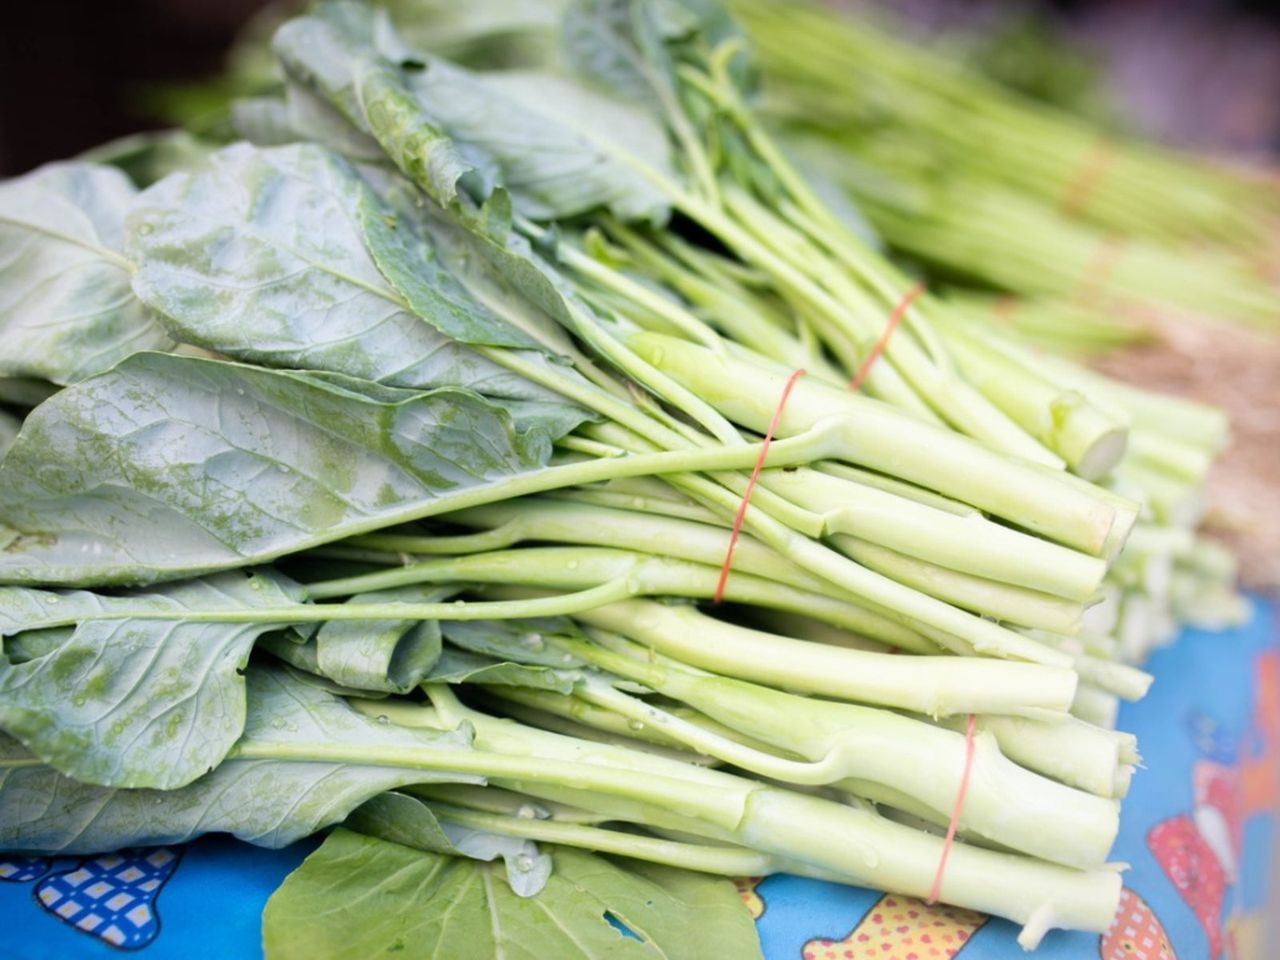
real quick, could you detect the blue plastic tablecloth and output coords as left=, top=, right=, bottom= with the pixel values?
left=3, top=601, right=1276, bottom=960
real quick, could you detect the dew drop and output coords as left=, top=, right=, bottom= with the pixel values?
left=522, top=633, right=545, bottom=651
left=376, top=715, right=390, bottom=725
left=627, top=719, right=644, bottom=731
left=515, top=803, right=549, bottom=820
left=514, top=854, right=535, bottom=872
left=73, top=697, right=86, bottom=707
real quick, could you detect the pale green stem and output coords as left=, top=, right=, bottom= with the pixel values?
left=575, top=599, right=1077, bottom=716
left=429, top=802, right=786, bottom=876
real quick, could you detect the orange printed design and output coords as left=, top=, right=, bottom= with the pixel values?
left=802, top=893, right=987, bottom=960
left=1099, top=888, right=1175, bottom=960
left=734, top=876, right=765, bottom=920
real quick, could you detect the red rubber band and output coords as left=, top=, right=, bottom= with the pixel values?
left=1060, top=141, right=1117, bottom=218
left=849, top=282, right=924, bottom=392
left=927, top=712, right=978, bottom=905
left=713, top=368, right=807, bottom=603
left=1076, top=236, right=1127, bottom=306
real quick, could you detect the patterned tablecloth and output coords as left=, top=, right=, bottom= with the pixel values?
left=2, top=601, right=1276, bottom=960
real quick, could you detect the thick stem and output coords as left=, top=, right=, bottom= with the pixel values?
left=575, top=599, right=1078, bottom=717
left=830, top=534, right=1085, bottom=633
left=429, top=802, right=785, bottom=876
left=568, top=660, right=1118, bottom=868
left=764, top=466, right=1106, bottom=601
left=406, top=692, right=1122, bottom=940
left=629, top=331, right=1129, bottom=556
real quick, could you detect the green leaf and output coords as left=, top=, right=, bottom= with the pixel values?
left=0, top=666, right=479, bottom=854
left=563, top=0, right=752, bottom=109
left=409, top=194, right=592, bottom=351
left=128, top=142, right=560, bottom=395
left=357, top=174, right=543, bottom=349
left=262, top=827, right=763, bottom=960
left=273, top=7, right=484, bottom=210
left=0, top=570, right=303, bottom=788
left=0, top=162, right=173, bottom=384
left=348, top=790, right=552, bottom=896
left=275, top=4, right=672, bottom=223
left=427, top=620, right=628, bottom=695
left=268, top=584, right=454, bottom=695
left=402, top=62, right=673, bottom=223
left=427, top=649, right=585, bottom=694
left=0, top=353, right=588, bottom=585
left=441, top=617, right=589, bottom=668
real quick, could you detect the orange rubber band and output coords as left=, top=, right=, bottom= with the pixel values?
left=713, top=368, right=807, bottom=603
left=1060, top=141, right=1117, bottom=218
left=849, top=282, right=924, bottom=392
left=717, top=284, right=918, bottom=600
left=927, top=713, right=978, bottom=905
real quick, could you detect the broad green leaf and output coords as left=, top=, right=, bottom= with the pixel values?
left=262, top=828, right=763, bottom=960
left=404, top=194, right=591, bottom=352
left=0, top=353, right=589, bottom=585
left=402, top=62, right=673, bottom=223
left=276, top=4, right=672, bottom=223
left=563, top=0, right=752, bottom=110
left=0, top=162, right=173, bottom=384
left=348, top=790, right=551, bottom=896
left=273, top=7, right=484, bottom=210
left=357, top=174, right=543, bottom=350
left=0, top=409, right=18, bottom=460
left=129, top=142, right=561, bottom=393
left=0, top=666, right=479, bottom=854
left=0, top=571, right=303, bottom=789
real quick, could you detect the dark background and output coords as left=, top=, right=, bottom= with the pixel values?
left=2, top=0, right=1279, bottom=176
left=0, top=0, right=266, bottom=175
